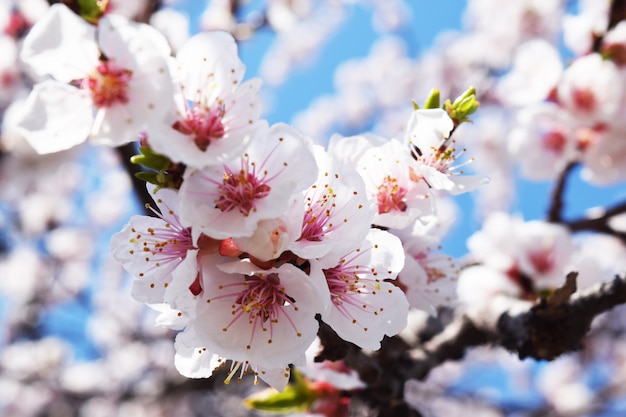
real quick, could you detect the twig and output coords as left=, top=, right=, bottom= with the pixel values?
left=562, top=200, right=626, bottom=244
left=408, top=273, right=626, bottom=375
left=609, top=0, right=626, bottom=31
left=316, top=273, right=626, bottom=416
left=547, top=162, right=577, bottom=222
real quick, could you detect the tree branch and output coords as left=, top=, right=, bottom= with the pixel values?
left=316, top=273, right=626, bottom=416
left=404, top=273, right=626, bottom=379
left=562, top=200, right=626, bottom=244
left=547, top=162, right=577, bottom=222
left=116, top=143, right=152, bottom=215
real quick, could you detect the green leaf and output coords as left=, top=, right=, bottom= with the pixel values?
left=134, top=171, right=161, bottom=186
left=244, top=370, right=317, bottom=414
left=77, top=0, right=104, bottom=23
left=423, top=88, right=440, bottom=109
left=130, top=154, right=171, bottom=171
left=452, top=86, right=476, bottom=106
left=130, top=147, right=172, bottom=171
left=456, top=95, right=480, bottom=117
left=444, top=86, right=480, bottom=126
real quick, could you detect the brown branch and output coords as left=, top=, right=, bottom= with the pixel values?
left=609, top=0, right=626, bottom=31
left=562, top=200, right=626, bottom=244
left=547, top=162, right=577, bottom=222
left=115, top=143, right=152, bottom=215
left=316, top=272, right=626, bottom=416
left=403, top=273, right=626, bottom=380
left=592, top=0, right=626, bottom=52
left=544, top=165, right=626, bottom=244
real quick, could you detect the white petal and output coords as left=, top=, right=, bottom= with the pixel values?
left=192, top=261, right=322, bottom=369
left=290, top=146, right=375, bottom=266
left=20, top=3, right=98, bottom=82
left=327, top=133, right=387, bottom=168
left=150, top=85, right=266, bottom=170
left=232, top=196, right=304, bottom=262
left=179, top=124, right=318, bottom=239
left=150, top=303, right=187, bottom=330
left=358, top=139, right=435, bottom=229
left=257, top=366, right=291, bottom=392
left=320, top=229, right=409, bottom=350
left=176, top=31, right=245, bottom=104
left=399, top=254, right=458, bottom=311
left=174, top=330, right=219, bottom=378
left=16, top=80, right=92, bottom=154
left=405, top=108, right=454, bottom=150
left=98, top=14, right=171, bottom=67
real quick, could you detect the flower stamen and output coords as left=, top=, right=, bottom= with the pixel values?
left=82, top=61, right=132, bottom=108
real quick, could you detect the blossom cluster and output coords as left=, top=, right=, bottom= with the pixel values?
left=499, top=17, right=626, bottom=184
left=6, top=4, right=482, bottom=392
left=457, top=212, right=626, bottom=321
left=3, top=0, right=626, bottom=416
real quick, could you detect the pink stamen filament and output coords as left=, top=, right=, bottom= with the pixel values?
left=415, top=139, right=471, bottom=175
left=82, top=61, right=132, bottom=109
left=172, top=105, right=226, bottom=151
left=132, top=202, right=195, bottom=278
left=300, top=190, right=342, bottom=241
left=210, top=274, right=300, bottom=347
left=214, top=156, right=272, bottom=216
left=324, top=254, right=382, bottom=324
left=377, top=176, right=408, bottom=214
left=141, top=203, right=194, bottom=259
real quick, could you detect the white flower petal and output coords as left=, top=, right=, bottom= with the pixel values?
left=405, top=108, right=453, bottom=150
left=98, top=14, right=171, bottom=67
left=319, top=229, right=409, bottom=350
left=20, top=3, right=98, bottom=82
left=290, top=146, right=375, bottom=266
left=191, top=260, right=322, bottom=369
left=257, top=366, right=291, bottom=392
left=176, top=31, right=245, bottom=104
left=180, top=124, right=318, bottom=239
left=16, top=80, right=93, bottom=154
left=174, top=329, right=219, bottom=378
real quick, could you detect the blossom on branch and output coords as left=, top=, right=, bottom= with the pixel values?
left=312, top=228, right=409, bottom=350
left=405, top=108, right=488, bottom=195
left=148, top=31, right=267, bottom=169
left=16, top=3, right=173, bottom=153
left=179, top=123, right=318, bottom=240
left=110, top=184, right=196, bottom=304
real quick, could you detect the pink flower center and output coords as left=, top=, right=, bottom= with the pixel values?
left=172, top=105, right=226, bottom=151
left=215, top=161, right=271, bottom=216
left=300, top=187, right=340, bottom=242
left=376, top=176, right=407, bottom=214
left=130, top=200, right=195, bottom=282
left=5, top=11, right=28, bottom=38
left=542, top=130, right=566, bottom=154
left=527, top=249, right=555, bottom=274
left=212, top=273, right=301, bottom=349
left=82, top=61, right=132, bottom=108
left=1, top=70, right=17, bottom=88
left=139, top=211, right=194, bottom=260
left=572, top=88, right=597, bottom=113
